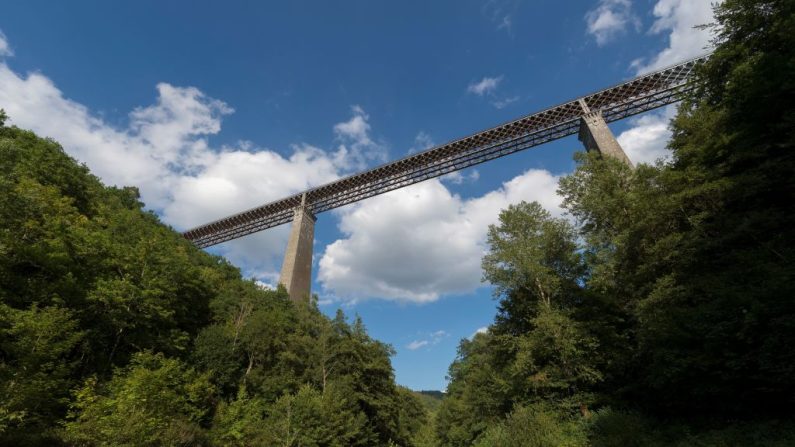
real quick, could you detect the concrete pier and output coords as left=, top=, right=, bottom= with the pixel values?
left=577, top=100, right=633, bottom=167
left=279, top=200, right=315, bottom=303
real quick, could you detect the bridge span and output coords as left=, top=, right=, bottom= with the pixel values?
left=183, top=55, right=708, bottom=301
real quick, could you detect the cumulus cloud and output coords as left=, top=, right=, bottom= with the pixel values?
left=164, top=143, right=344, bottom=275
left=616, top=105, right=677, bottom=165
left=441, top=169, right=480, bottom=185
left=633, top=0, right=718, bottom=74
left=318, top=169, right=563, bottom=303
left=164, top=144, right=340, bottom=229
left=0, top=69, right=230, bottom=211
left=467, top=76, right=502, bottom=96
left=0, top=31, right=384, bottom=280
left=614, top=0, right=719, bottom=165
left=332, top=105, right=388, bottom=170
left=585, top=0, right=640, bottom=46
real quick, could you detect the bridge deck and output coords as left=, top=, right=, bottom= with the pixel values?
left=184, top=56, right=707, bottom=248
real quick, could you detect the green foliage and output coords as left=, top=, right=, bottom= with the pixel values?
left=0, top=123, right=223, bottom=444
left=0, top=304, right=84, bottom=442
left=437, top=202, right=603, bottom=445
left=473, top=404, right=588, bottom=447
left=62, top=352, right=215, bottom=446
left=198, top=289, right=429, bottom=446
left=483, top=202, right=584, bottom=308
left=588, top=409, right=795, bottom=447
left=511, top=305, right=601, bottom=402
left=414, top=390, right=444, bottom=413
left=211, top=383, right=370, bottom=446
left=436, top=332, right=511, bottom=446
left=0, top=116, right=428, bottom=444
left=436, top=1, right=795, bottom=444
left=632, top=0, right=795, bottom=414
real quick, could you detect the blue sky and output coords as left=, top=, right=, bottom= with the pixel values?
left=0, top=0, right=716, bottom=390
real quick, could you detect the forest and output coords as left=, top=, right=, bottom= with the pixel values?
left=0, top=0, right=793, bottom=445
left=0, top=108, right=429, bottom=444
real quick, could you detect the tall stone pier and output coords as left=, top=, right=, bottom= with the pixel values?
left=279, top=196, right=315, bottom=303
left=577, top=99, right=633, bottom=167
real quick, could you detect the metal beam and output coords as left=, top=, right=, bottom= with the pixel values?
left=184, top=55, right=708, bottom=248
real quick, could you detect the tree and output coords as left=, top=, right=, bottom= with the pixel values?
left=438, top=202, right=602, bottom=446
left=0, top=305, right=84, bottom=443
left=482, top=202, right=584, bottom=310
left=62, top=352, right=215, bottom=446
left=472, top=404, right=587, bottom=447
left=1, top=117, right=427, bottom=445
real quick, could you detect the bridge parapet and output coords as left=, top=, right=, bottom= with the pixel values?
left=183, top=55, right=708, bottom=250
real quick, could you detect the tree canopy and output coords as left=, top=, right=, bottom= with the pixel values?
left=0, top=117, right=427, bottom=445
left=435, top=0, right=795, bottom=445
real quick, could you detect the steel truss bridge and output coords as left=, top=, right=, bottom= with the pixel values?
left=184, top=55, right=707, bottom=248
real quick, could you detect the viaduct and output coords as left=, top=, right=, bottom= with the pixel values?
left=183, top=56, right=707, bottom=302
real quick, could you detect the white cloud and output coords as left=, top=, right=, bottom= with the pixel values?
left=492, top=96, right=519, bottom=109
left=633, top=0, right=718, bottom=74
left=408, top=131, right=435, bottom=154
left=467, top=76, right=502, bottom=96
left=0, top=32, right=382, bottom=281
left=255, top=279, right=277, bottom=290
left=165, top=143, right=343, bottom=274
left=406, top=330, right=449, bottom=350
left=0, top=17, right=708, bottom=305
left=318, top=169, right=563, bottom=303
left=470, top=326, right=489, bottom=339
left=0, top=30, right=12, bottom=57
left=585, top=0, right=640, bottom=46
left=617, top=105, right=677, bottom=164
left=164, top=143, right=340, bottom=230
left=441, top=169, right=479, bottom=185
left=0, top=69, right=229, bottom=212
left=332, top=105, right=387, bottom=170
left=467, top=76, right=519, bottom=110
left=614, top=0, right=719, bottom=165
left=407, top=340, right=429, bottom=350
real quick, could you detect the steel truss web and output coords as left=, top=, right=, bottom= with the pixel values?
left=184, top=55, right=708, bottom=248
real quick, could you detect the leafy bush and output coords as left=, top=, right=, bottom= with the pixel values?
left=473, top=404, right=587, bottom=447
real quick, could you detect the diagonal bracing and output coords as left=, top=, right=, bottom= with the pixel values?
left=184, top=55, right=708, bottom=248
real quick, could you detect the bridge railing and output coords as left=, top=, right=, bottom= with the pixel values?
left=184, top=55, right=708, bottom=248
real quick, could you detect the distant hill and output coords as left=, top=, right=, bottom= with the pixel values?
left=413, top=390, right=445, bottom=413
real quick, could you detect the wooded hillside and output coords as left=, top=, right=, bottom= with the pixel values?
left=0, top=110, right=427, bottom=445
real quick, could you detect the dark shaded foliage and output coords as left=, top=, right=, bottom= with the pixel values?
left=436, top=0, right=795, bottom=444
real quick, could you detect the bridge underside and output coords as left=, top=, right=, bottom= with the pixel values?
left=184, top=56, right=704, bottom=249
left=182, top=55, right=707, bottom=301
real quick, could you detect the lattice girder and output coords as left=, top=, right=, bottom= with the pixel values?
left=184, top=56, right=707, bottom=248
